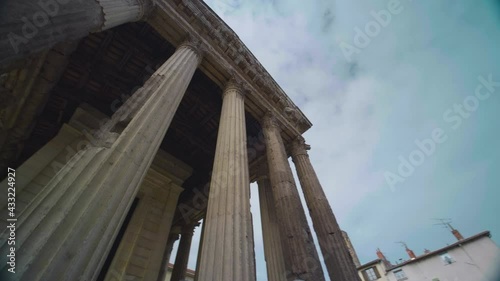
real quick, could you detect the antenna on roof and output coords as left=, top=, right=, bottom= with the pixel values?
left=432, top=218, right=464, bottom=241
left=396, top=241, right=408, bottom=248
left=396, top=241, right=416, bottom=260
left=376, top=248, right=392, bottom=267
left=432, top=218, right=455, bottom=231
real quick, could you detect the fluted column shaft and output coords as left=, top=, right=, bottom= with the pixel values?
left=1, top=0, right=148, bottom=66
left=197, top=81, right=255, bottom=281
left=0, top=41, right=202, bottom=281
left=262, top=115, right=325, bottom=281
left=158, top=233, right=180, bottom=281
left=291, top=137, right=361, bottom=281
left=171, top=224, right=197, bottom=281
left=257, top=171, right=287, bottom=281
left=193, top=219, right=206, bottom=281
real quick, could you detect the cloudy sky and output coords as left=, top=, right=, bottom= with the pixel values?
left=170, top=0, right=500, bottom=279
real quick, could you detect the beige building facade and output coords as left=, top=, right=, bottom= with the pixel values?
left=358, top=259, right=390, bottom=281
left=385, top=232, right=499, bottom=281
left=0, top=1, right=360, bottom=281
left=357, top=232, right=500, bottom=281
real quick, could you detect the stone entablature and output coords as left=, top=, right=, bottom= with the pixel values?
left=149, top=0, right=312, bottom=141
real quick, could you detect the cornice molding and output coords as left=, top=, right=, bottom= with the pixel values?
left=290, top=136, right=311, bottom=158
left=138, top=0, right=155, bottom=21
left=151, top=0, right=312, bottom=139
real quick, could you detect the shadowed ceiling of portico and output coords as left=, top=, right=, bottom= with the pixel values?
left=19, top=22, right=263, bottom=207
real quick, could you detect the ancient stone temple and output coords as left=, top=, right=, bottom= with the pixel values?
left=0, top=1, right=361, bottom=280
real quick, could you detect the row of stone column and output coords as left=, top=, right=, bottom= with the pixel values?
left=1, top=1, right=361, bottom=278
left=193, top=92, right=361, bottom=281
left=256, top=122, right=361, bottom=281
left=261, top=115, right=325, bottom=281
left=291, top=138, right=361, bottom=281
left=0, top=38, right=202, bottom=280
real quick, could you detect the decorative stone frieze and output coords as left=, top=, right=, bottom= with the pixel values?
left=151, top=0, right=312, bottom=137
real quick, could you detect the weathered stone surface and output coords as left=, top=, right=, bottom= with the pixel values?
left=257, top=166, right=287, bottom=281
left=291, top=137, right=361, bottom=281
left=262, top=114, right=325, bottom=281
left=150, top=0, right=312, bottom=138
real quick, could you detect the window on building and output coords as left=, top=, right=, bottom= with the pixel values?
left=440, top=252, right=455, bottom=265
left=363, top=266, right=380, bottom=281
left=393, top=269, right=408, bottom=281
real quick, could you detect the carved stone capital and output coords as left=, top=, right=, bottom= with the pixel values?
left=178, top=36, right=205, bottom=63
left=181, top=221, right=200, bottom=236
left=284, top=106, right=303, bottom=124
left=137, top=0, right=154, bottom=20
left=261, top=112, right=281, bottom=130
left=96, top=0, right=147, bottom=31
left=170, top=225, right=183, bottom=236
left=223, top=76, right=245, bottom=98
left=290, top=136, right=311, bottom=158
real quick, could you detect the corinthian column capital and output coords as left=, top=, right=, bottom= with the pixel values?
left=290, top=136, right=311, bottom=158
left=178, top=36, right=205, bottom=63
left=137, top=0, right=154, bottom=20
left=224, top=77, right=245, bottom=97
left=181, top=221, right=200, bottom=236
left=262, top=112, right=281, bottom=130
left=96, top=0, right=148, bottom=31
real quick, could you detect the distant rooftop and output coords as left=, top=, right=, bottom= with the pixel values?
left=357, top=230, right=493, bottom=272
left=357, top=259, right=382, bottom=270
left=388, top=231, right=491, bottom=270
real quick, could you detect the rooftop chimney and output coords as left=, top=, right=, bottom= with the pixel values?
left=376, top=248, right=386, bottom=260
left=452, top=229, right=464, bottom=241
left=397, top=241, right=417, bottom=260
left=406, top=247, right=417, bottom=260
left=433, top=219, right=464, bottom=241
left=376, top=248, right=392, bottom=268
